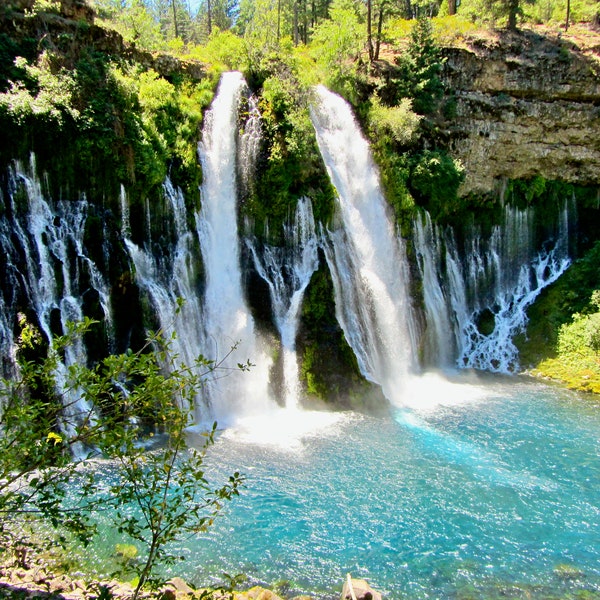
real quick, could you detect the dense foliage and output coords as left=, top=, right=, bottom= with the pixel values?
left=241, top=56, right=336, bottom=241
left=0, top=11, right=218, bottom=214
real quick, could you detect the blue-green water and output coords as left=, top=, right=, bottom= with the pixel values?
left=97, top=373, right=600, bottom=599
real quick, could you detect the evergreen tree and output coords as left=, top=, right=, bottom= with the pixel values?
left=395, top=15, right=444, bottom=115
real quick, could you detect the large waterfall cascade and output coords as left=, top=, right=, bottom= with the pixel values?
left=310, top=85, right=418, bottom=406
left=196, top=71, right=274, bottom=425
left=247, top=197, right=320, bottom=410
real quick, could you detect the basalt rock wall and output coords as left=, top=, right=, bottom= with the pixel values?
left=442, top=30, right=600, bottom=196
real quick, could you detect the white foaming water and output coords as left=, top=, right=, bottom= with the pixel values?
left=197, top=72, right=274, bottom=425
left=401, top=370, right=493, bottom=413
left=121, top=179, right=206, bottom=415
left=119, top=184, right=130, bottom=238
left=247, top=198, right=319, bottom=409
left=413, top=212, right=455, bottom=367
left=311, top=86, right=416, bottom=406
left=414, top=202, right=573, bottom=373
left=238, top=93, right=262, bottom=198
left=0, top=156, right=112, bottom=443
left=219, top=406, right=346, bottom=451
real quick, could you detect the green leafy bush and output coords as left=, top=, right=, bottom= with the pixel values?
left=368, top=95, right=422, bottom=146
left=557, top=291, right=600, bottom=355
left=245, top=67, right=335, bottom=241
left=0, top=53, right=80, bottom=125
left=409, top=149, right=465, bottom=217
left=188, top=29, right=248, bottom=73
left=0, top=318, right=243, bottom=598
left=534, top=292, right=600, bottom=394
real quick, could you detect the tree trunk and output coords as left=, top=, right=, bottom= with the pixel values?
left=207, top=0, right=211, bottom=36
left=171, top=0, right=179, bottom=38
left=293, top=0, right=299, bottom=45
left=374, top=2, right=385, bottom=61
left=507, top=0, right=519, bottom=29
left=303, top=0, right=308, bottom=43
left=277, top=0, right=282, bottom=42
left=367, top=0, right=374, bottom=61
left=565, top=0, right=571, bottom=30
left=448, top=0, right=456, bottom=15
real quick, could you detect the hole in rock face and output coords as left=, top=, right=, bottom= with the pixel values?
left=475, top=307, right=496, bottom=336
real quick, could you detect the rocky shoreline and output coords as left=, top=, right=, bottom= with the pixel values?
left=0, top=551, right=383, bottom=600
left=0, top=548, right=355, bottom=600
left=0, top=560, right=296, bottom=600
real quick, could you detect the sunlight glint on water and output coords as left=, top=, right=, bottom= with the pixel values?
left=82, top=376, right=600, bottom=600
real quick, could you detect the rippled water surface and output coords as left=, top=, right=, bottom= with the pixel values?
left=96, top=373, right=600, bottom=599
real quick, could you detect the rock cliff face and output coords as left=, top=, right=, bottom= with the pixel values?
left=442, top=29, right=600, bottom=196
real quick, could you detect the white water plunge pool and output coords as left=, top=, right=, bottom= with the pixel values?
left=85, top=373, right=600, bottom=599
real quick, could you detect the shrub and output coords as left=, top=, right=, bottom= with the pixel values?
left=409, top=149, right=465, bottom=217
left=188, top=29, right=248, bottom=73
left=0, top=318, right=244, bottom=598
left=368, top=95, right=422, bottom=146
left=0, top=54, right=80, bottom=125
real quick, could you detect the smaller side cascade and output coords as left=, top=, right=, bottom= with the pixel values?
left=414, top=200, right=574, bottom=373
left=0, top=155, right=113, bottom=441
left=247, top=197, right=320, bottom=410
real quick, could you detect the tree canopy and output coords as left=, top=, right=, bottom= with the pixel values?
left=88, top=0, right=599, bottom=54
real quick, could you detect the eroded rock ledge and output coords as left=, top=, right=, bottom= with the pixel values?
left=441, top=28, right=600, bottom=196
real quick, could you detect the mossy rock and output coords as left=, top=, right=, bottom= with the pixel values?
left=553, top=563, right=586, bottom=580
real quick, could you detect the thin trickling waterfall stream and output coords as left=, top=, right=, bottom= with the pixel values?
left=121, top=178, right=205, bottom=415
left=0, top=156, right=111, bottom=439
left=247, top=197, right=319, bottom=410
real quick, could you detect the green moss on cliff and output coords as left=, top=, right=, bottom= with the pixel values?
left=298, top=260, right=381, bottom=408
left=243, top=59, right=335, bottom=243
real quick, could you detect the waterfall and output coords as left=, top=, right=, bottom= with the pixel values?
left=196, top=71, right=273, bottom=424
left=0, top=156, right=112, bottom=439
left=413, top=212, right=455, bottom=367
left=119, top=184, right=130, bottom=238
left=121, top=179, right=206, bottom=415
left=414, top=202, right=573, bottom=373
left=247, top=197, right=319, bottom=409
left=310, top=86, right=417, bottom=405
left=238, top=94, right=262, bottom=199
